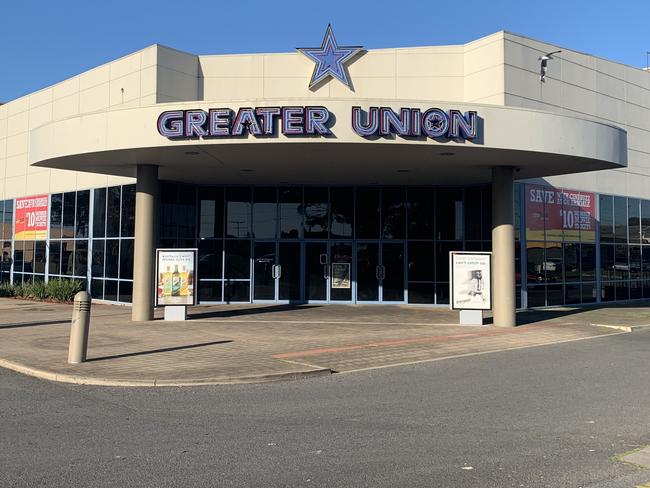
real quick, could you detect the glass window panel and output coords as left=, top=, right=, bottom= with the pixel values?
left=75, top=190, right=90, bottom=238
left=614, top=196, right=627, bottom=243
left=92, top=188, right=107, bottom=238
left=355, top=188, right=379, bottom=239
left=177, top=184, right=196, bottom=239
left=630, top=245, right=642, bottom=280
left=330, top=188, right=353, bottom=238
left=643, top=246, right=650, bottom=280
left=48, top=241, right=61, bottom=275
left=198, top=187, right=224, bottom=239
left=91, top=240, right=105, bottom=278
left=514, top=184, right=521, bottom=241
left=435, top=241, right=459, bottom=282
left=600, top=244, right=615, bottom=281
left=106, top=186, right=121, bottom=238
left=252, top=187, right=277, bottom=239
left=645, top=280, right=650, bottom=299
left=120, top=185, right=135, bottom=238
left=526, top=241, right=546, bottom=284
left=407, top=241, right=434, bottom=282
left=514, top=241, right=521, bottom=285
left=23, top=241, right=35, bottom=273
left=582, top=283, right=597, bottom=303
left=630, top=279, right=642, bottom=300
left=119, top=240, right=134, bottom=280
left=581, top=244, right=596, bottom=280
left=436, top=188, right=463, bottom=240
left=160, top=182, right=178, bottom=239
left=50, top=194, right=63, bottom=239
left=481, top=186, right=492, bottom=241
left=615, top=281, right=629, bottom=301
left=408, top=283, right=435, bottom=304
left=198, top=281, right=223, bottom=303
left=547, top=285, right=563, bottom=306
left=464, top=187, right=482, bottom=240
left=226, top=187, right=252, bottom=238
left=599, top=194, right=614, bottom=243
left=74, top=240, right=88, bottom=277
left=224, top=281, right=250, bottom=302
left=198, top=239, right=223, bottom=279
left=565, top=284, right=581, bottom=304
left=435, top=283, right=449, bottom=305
left=564, top=244, right=580, bottom=281
left=105, top=239, right=120, bottom=278
left=61, top=240, right=74, bottom=276
left=279, top=187, right=303, bottom=239
left=104, top=280, right=118, bottom=302
left=62, top=192, right=76, bottom=239
left=224, top=240, right=250, bottom=279
left=601, top=282, right=616, bottom=302
left=628, top=198, right=640, bottom=244
left=13, top=241, right=25, bottom=273
left=381, top=187, right=406, bottom=239
left=34, top=241, right=46, bottom=274
left=614, top=244, right=629, bottom=280
left=119, top=280, right=133, bottom=303
left=545, top=242, right=563, bottom=283
left=641, top=200, right=650, bottom=244
left=527, top=285, right=546, bottom=307
left=303, top=187, right=328, bottom=238
left=407, top=188, right=434, bottom=240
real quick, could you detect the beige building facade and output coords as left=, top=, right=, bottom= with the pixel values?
left=0, top=30, right=645, bottom=324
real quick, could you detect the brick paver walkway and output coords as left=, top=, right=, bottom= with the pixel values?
left=0, top=299, right=645, bottom=386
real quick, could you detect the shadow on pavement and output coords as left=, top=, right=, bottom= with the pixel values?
left=515, top=299, right=650, bottom=326
left=186, top=304, right=322, bottom=320
left=0, top=319, right=71, bottom=330
left=86, top=339, right=233, bottom=362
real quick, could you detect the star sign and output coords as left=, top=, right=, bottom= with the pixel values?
left=297, top=25, right=363, bottom=90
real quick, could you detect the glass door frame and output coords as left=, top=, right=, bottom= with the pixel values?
left=304, top=240, right=330, bottom=304
left=355, top=240, right=407, bottom=304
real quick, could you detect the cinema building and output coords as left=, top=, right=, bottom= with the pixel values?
left=0, top=29, right=646, bottom=325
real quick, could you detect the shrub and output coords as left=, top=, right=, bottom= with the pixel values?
left=0, top=282, right=15, bottom=297
left=46, top=279, right=84, bottom=302
left=23, top=280, right=48, bottom=300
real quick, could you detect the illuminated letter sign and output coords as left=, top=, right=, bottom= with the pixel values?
left=352, top=106, right=477, bottom=140
left=158, top=106, right=478, bottom=141
left=158, top=106, right=333, bottom=139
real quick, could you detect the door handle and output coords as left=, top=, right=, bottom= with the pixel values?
left=323, top=265, right=329, bottom=280
left=376, top=265, right=381, bottom=280
left=381, top=265, right=386, bottom=280
left=276, top=264, right=282, bottom=279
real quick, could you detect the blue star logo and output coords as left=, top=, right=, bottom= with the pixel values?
left=297, top=25, right=363, bottom=90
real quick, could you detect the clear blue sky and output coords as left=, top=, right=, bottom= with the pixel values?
left=1, top=0, right=649, bottom=102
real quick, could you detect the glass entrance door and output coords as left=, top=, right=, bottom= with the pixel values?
left=381, top=242, right=405, bottom=303
left=305, top=242, right=328, bottom=302
left=278, top=242, right=301, bottom=302
left=253, top=242, right=276, bottom=301
left=254, top=242, right=302, bottom=302
left=330, top=242, right=353, bottom=302
left=355, top=241, right=406, bottom=303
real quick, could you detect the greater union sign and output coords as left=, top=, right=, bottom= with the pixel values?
left=157, top=106, right=478, bottom=141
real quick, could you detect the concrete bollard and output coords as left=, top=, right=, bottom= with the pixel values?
left=68, top=291, right=92, bottom=364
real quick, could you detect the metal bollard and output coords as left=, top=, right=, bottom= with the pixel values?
left=68, top=291, right=92, bottom=364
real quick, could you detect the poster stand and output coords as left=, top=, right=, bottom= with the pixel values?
left=156, top=248, right=198, bottom=322
left=449, top=252, right=492, bottom=326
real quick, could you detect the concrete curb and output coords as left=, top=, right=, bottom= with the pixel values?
left=0, top=358, right=332, bottom=387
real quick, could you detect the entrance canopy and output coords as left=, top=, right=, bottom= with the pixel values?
left=29, top=99, right=627, bottom=185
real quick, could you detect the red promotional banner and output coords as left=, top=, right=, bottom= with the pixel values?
left=15, top=195, right=49, bottom=241
left=525, top=185, right=596, bottom=242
